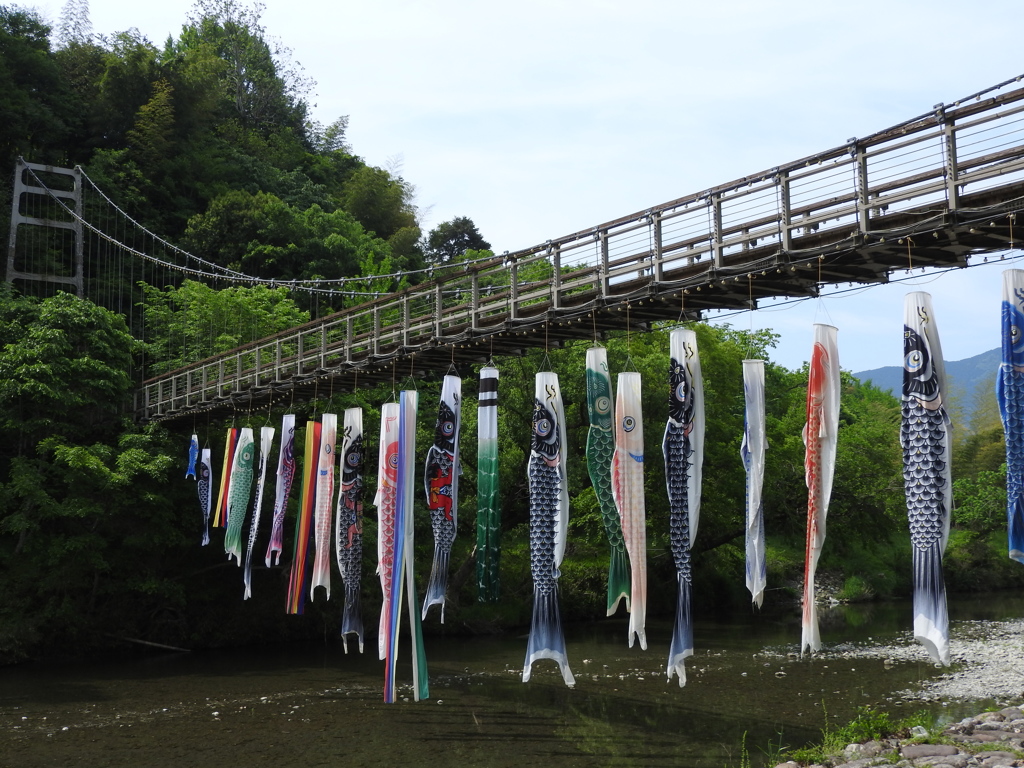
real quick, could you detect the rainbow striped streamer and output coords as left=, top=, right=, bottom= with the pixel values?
left=286, top=421, right=320, bottom=615
left=213, top=427, right=237, bottom=528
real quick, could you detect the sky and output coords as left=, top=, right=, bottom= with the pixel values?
left=34, top=0, right=1024, bottom=373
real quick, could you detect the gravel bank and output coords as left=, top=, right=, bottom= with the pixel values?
left=761, top=619, right=1024, bottom=703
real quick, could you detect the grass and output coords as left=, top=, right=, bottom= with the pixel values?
left=783, top=704, right=930, bottom=765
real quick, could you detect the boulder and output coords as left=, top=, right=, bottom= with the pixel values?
left=901, top=744, right=959, bottom=758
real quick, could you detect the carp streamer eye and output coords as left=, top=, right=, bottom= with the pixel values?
left=596, top=396, right=610, bottom=414
left=347, top=452, right=360, bottom=467
left=905, top=350, right=923, bottom=373
left=675, top=382, right=688, bottom=402
left=535, top=418, right=552, bottom=437
left=622, top=416, right=636, bottom=432
left=441, top=420, right=454, bottom=436
left=388, top=453, right=399, bottom=469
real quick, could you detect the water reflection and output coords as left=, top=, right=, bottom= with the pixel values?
left=2, top=594, right=1022, bottom=767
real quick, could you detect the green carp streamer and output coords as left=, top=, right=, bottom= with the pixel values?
left=585, top=348, right=630, bottom=615
left=476, top=366, right=501, bottom=602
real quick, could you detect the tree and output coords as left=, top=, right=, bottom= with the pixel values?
left=139, top=279, right=309, bottom=374
left=426, top=216, right=491, bottom=263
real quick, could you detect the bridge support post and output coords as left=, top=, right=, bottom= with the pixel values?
left=937, top=106, right=960, bottom=213
left=470, top=272, right=480, bottom=330
left=854, top=141, right=872, bottom=236
left=778, top=172, right=793, bottom=252
left=551, top=245, right=561, bottom=309
left=5, top=159, right=84, bottom=297
left=509, top=260, right=519, bottom=319
left=711, top=193, right=724, bottom=268
left=599, top=231, right=609, bottom=296
left=652, top=212, right=664, bottom=281
left=434, top=284, right=444, bottom=337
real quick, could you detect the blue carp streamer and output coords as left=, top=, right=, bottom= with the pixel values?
left=902, top=291, right=951, bottom=666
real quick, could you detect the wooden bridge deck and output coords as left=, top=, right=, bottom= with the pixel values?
left=136, top=81, right=1024, bottom=422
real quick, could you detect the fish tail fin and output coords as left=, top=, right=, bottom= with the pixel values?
left=421, top=546, right=450, bottom=622
left=605, top=545, right=631, bottom=616
left=309, top=557, right=330, bottom=601
left=666, top=573, right=693, bottom=687
left=201, top=529, right=210, bottom=547
left=800, top=572, right=820, bottom=656
left=913, top=544, right=950, bottom=665
left=1009, top=493, right=1024, bottom=564
left=522, top=588, right=575, bottom=687
left=341, top=586, right=364, bottom=654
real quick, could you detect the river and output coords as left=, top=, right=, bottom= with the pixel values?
left=3, top=594, right=1023, bottom=768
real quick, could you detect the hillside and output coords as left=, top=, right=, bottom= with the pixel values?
left=853, top=347, right=1001, bottom=423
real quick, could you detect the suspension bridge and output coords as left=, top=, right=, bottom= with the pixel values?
left=9, top=76, right=1024, bottom=423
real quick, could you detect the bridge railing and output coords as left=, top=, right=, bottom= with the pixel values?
left=137, top=77, right=1024, bottom=419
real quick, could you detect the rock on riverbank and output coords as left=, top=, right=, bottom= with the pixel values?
left=775, top=706, right=1024, bottom=768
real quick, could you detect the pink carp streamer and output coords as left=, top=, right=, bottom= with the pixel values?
left=801, top=324, right=840, bottom=656
left=243, top=426, right=275, bottom=599
left=902, top=292, right=952, bottom=665
left=336, top=407, right=365, bottom=653
left=286, top=421, right=320, bottom=615
left=375, top=403, right=400, bottom=662
left=265, top=415, right=296, bottom=567
left=612, top=372, right=647, bottom=650
left=741, top=360, right=768, bottom=608
left=522, top=372, right=575, bottom=687
left=310, top=413, right=338, bottom=600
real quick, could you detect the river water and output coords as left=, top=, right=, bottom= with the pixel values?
left=2, top=594, right=1023, bottom=768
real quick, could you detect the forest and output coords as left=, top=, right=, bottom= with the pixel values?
left=1, top=0, right=1021, bottom=663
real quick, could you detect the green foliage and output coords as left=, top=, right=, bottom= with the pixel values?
left=425, top=216, right=491, bottom=263
left=139, top=279, right=309, bottom=374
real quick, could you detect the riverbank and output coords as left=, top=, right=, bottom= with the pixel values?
left=775, top=704, right=1024, bottom=768
left=761, top=618, right=1024, bottom=704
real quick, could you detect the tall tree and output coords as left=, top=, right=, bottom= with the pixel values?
left=426, top=216, right=491, bottom=263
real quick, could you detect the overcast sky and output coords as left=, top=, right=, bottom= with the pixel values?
left=35, top=0, right=1024, bottom=374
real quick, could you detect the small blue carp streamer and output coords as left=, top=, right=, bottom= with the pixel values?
left=224, top=428, right=255, bottom=565
left=243, top=426, right=275, bottom=600
left=310, top=413, right=338, bottom=600
left=523, top=372, right=575, bottom=687
left=423, top=375, right=462, bottom=621
left=742, top=360, right=767, bottom=609
left=336, top=407, right=365, bottom=653
left=997, top=269, right=1024, bottom=565
left=664, top=329, right=704, bottom=686
left=612, top=372, right=647, bottom=650
left=801, top=324, right=840, bottom=656
left=585, top=347, right=629, bottom=616
left=198, top=448, right=212, bottom=546
left=476, top=367, right=501, bottom=603
left=186, top=433, right=199, bottom=479
left=265, top=415, right=296, bottom=567
left=902, top=291, right=951, bottom=666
